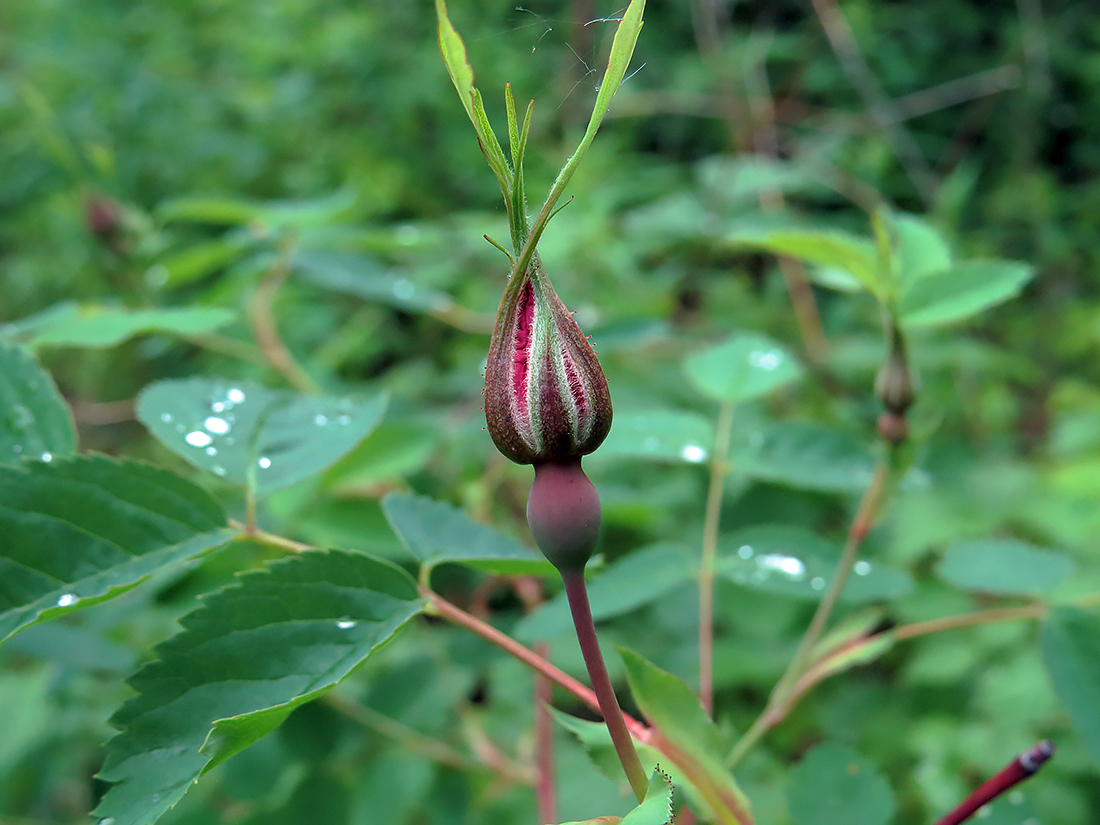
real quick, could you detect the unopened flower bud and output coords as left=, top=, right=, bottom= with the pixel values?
left=526, top=460, right=601, bottom=572
left=875, top=324, right=917, bottom=415
left=484, top=264, right=612, bottom=465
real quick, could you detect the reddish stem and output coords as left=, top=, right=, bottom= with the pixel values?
left=561, top=570, right=649, bottom=803
left=533, top=641, right=558, bottom=824
left=933, top=742, right=1054, bottom=825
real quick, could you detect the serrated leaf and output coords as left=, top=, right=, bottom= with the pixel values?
left=94, top=548, right=426, bottom=825
left=24, top=306, right=235, bottom=348
left=899, top=260, right=1033, bottom=327
left=727, top=227, right=879, bottom=294
left=937, top=539, right=1074, bottom=596
left=732, top=420, right=876, bottom=492
left=0, top=455, right=234, bottom=645
left=684, top=333, right=802, bottom=404
left=1041, top=606, right=1100, bottom=768
left=515, top=543, right=695, bottom=641
left=620, top=770, right=674, bottom=825
left=382, top=492, right=550, bottom=575
left=0, top=340, right=76, bottom=465
left=588, top=409, right=714, bottom=465
left=136, top=378, right=387, bottom=498
left=717, top=525, right=912, bottom=603
left=293, top=249, right=452, bottom=313
left=786, top=742, right=895, bottom=825
left=619, top=649, right=752, bottom=825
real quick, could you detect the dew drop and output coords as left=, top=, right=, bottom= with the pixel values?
left=175, top=423, right=186, bottom=433
left=212, top=465, right=227, bottom=476
left=211, top=401, right=227, bottom=413
left=854, top=560, right=872, bottom=576
left=680, top=444, right=707, bottom=463
left=738, top=545, right=754, bottom=560
left=226, top=388, right=246, bottom=404
left=203, top=416, right=230, bottom=434
left=160, top=413, right=173, bottom=423
left=810, top=577, right=826, bottom=591
left=336, top=617, right=358, bottom=629
left=144, top=264, right=168, bottom=289
left=40, top=452, right=52, bottom=462
left=314, top=414, right=329, bottom=426
left=57, top=593, right=78, bottom=607
left=258, top=456, right=272, bottom=469
left=185, top=431, right=213, bottom=448
left=757, top=553, right=806, bottom=580
left=337, top=415, right=351, bottom=425
left=749, top=350, right=782, bottom=371
left=204, top=446, right=217, bottom=456
left=98, top=818, right=117, bottom=825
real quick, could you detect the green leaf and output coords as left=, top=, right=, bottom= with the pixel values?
left=786, top=742, right=895, bottom=825
left=382, top=491, right=550, bottom=575
left=684, top=333, right=802, bottom=404
left=156, top=236, right=252, bottom=287
left=594, top=410, right=714, bottom=464
left=94, top=548, right=426, bottom=825
left=1041, top=606, right=1100, bottom=768
left=293, top=249, right=452, bottom=313
left=0, top=340, right=76, bottom=465
left=726, top=227, right=879, bottom=294
left=717, top=525, right=912, bottom=603
left=0, top=455, right=234, bottom=645
left=434, top=0, right=512, bottom=198
left=25, top=306, right=236, bottom=348
left=515, top=543, right=695, bottom=641
left=620, top=770, right=675, bottom=825
left=619, top=649, right=753, bottom=825
left=937, top=538, right=1075, bottom=596
left=158, top=187, right=358, bottom=229
left=732, top=421, right=876, bottom=492
left=899, top=260, right=1033, bottom=327
left=325, top=419, right=439, bottom=492
left=889, top=212, right=952, bottom=290
left=136, top=378, right=387, bottom=498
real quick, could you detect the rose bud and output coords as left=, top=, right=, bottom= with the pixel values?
left=875, top=323, right=917, bottom=415
left=483, top=263, right=612, bottom=465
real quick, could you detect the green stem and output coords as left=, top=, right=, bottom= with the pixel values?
left=561, top=571, right=649, bottom=804
left=698, top=400, right=736, bottom=716
left=727, top=461, right=890, bottom=767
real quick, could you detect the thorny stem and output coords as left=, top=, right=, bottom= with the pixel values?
left=248, top=248, right=322, bottom=395
left=423, top=587, right=651, bottom=742
left=561, top=571, right=649, bottom=804
left=698, top=400, right=736, bottom=716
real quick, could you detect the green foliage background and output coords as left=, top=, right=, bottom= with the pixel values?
left=2, top=0, right=1100, bottom=823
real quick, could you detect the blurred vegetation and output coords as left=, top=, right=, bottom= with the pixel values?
left=2, top=0, right=1100, bottom=823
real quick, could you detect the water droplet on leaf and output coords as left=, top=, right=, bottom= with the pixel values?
left=57, top=593, right=77, bottom=607
left=185, top=431, right=213, bottom=448
left=680, top=444, right=707, bottom=463
left=258, top=456, right=272, bottom=469
left=226, top=388, right=246, bottom=404
left=204, top=416, right=230, bottom=434
left=336, top=617, right=358, bottom=629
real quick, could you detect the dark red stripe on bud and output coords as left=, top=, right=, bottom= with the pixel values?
left=484, top=264, right=612, bottom=464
